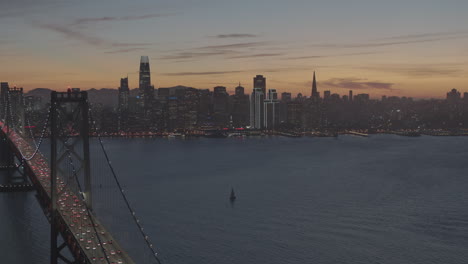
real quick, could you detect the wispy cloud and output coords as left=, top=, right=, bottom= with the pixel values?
left=37, top=24, right=107, bottom=46
left=228, top=53, right=284, bottom=59
left=285, top=52, right=379, bottom=60
left=72, top=13, right=175, bottom=26
left=37, top=23, right=151, bottom=48
left=104, top=48, right=148, bottom=54
left=376, top=31, right=468, bottom=41
left=311, top=32, right=468, bottom=49
left=160, top=50, right=236, bottom=60
left=197, top=42, right=268, bottom=50
left=213, top=34, right=258, bottom=39
left=160, top=41, right=270, bottom=60
left=33, top=13, right=166, bottom=51
left=163, top=71, right=244, bottom=76
left=360, top=64, right=464, bottom=77
left=323, top=78, right=394, bottom=90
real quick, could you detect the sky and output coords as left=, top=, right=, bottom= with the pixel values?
left=1, top=0, right=468, bottom=98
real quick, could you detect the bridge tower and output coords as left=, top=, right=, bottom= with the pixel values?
left=0, top=86, right=29, bottom=188
left=50, top=91, right=92, bottom=264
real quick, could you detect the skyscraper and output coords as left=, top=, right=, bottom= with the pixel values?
left=118, top=77, right=130, bottom=111
left=311, top=71, right=319, bottom=100
left=253, top=75, right=266, bottom=95
left=213, top=86, right=229, bottom=127
left=139, top=56, right=154, bottom=109
left=235, top=83, right=244, bottom=96
left=250, top=88, right=264, bottom=129
left=264, top=89, right=280, bottom=130
left=232, top=83, right=250, bottom=127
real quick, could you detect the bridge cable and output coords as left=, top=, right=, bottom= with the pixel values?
left=61, top=122, right=112, bottom=264
left=89, top=110, right=163, bottom=264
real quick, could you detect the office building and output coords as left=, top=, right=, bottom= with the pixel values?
left=118, top=77, right=130, bottom=111
left=253, top=75, right=266, bottom=95
left=139, top=56, right=154, bottom=109
left=264, top=89, right=280, bottom=130
left=250, top=88, right=264, bottom=129
left=311, top=71, right=320, bottom=100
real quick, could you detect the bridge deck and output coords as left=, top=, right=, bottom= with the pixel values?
left=1, top=121, right=136, bottom=264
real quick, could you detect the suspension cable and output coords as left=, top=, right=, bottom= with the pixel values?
left=18, top=108, right=51, bottom=161
left=64, top=143, right=112, bottom=264
left=89, top=110, right=162, bottom=264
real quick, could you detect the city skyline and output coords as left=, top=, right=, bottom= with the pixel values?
left=1, top=0, right=468, bottom=98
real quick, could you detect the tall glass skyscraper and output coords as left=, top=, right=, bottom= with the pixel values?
left=139, top=56, right=154, bottom=110
left=118, top=77, right=129, bottom=111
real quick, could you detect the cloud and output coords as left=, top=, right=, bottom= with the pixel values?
left=160, top=50, right=236, bottom=60
left=163, top=71, right=244, bottom=76
left=72, top=13, right=175, bottom=26
left=197, top=42, right=268, bottom=50
left=360, top=64, right=464, bottom=77
left=161, top=41, right=270, bottom=60
left=37, top=23, right=107, bottom=46
left=213, top=34, right=258, bottom=38
left=104, top=48, right=148, bottom=54
left=37, top=23, right=152, bottom=48
left=311, top=33, right=468, bottom=49
left=376, top=31, right=468, bottom=41
left=323, top=78, right=394, bottom=90
left=285, top=52, right=379, bottom=60
left=228, top=53, right=284, bottom=59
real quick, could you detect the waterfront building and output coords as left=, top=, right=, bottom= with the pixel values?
left=232, top=83, right=250, bottom=127
left=250, top=87, right=264, bottom=129
left=118, top=77, right=130, bottom=112
left=264, top=89, right=280, bottom=130
left=213, top=86, right=229, bottom=127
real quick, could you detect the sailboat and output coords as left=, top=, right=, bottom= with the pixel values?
left=230, top=188, right=236, bottom=202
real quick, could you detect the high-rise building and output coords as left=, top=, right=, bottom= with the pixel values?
left=253, top=75, right=266, bottom=95
left=311, top=71, right=319, bottom=100
left=447, top=88, right=461, bottom=104
left=118, top=77, right=130, bottom=111
left=139, top=56, right=154, bottom=109
left=279, top=92, right=291, bottom=123
left=213, top=86, right=229, bottom=127
left=349, top=90, right=353, bottom=102
left=197, top=89, right=213, bottom=126
left=250, top=88, right=264, bottom=129
left=232, top=84, right=250, bottom=127
left=235, top=83, right=244, bottom=96
left=264, top=89, right=280, bottom=130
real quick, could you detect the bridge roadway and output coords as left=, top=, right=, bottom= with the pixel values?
left=1, top=121, right=136, bottom=264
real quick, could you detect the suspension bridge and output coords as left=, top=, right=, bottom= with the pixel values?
left=0, top=85, right=161, bottom=264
